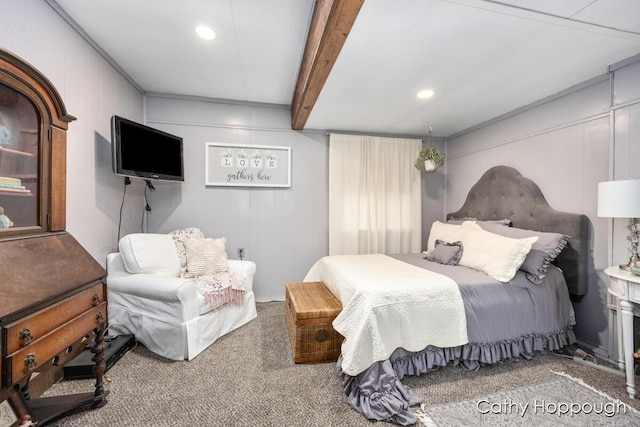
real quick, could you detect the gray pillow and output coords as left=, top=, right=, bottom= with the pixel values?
left=478, top=222, right=569, bottom=284
left=425, top=240, right=464, bottom=266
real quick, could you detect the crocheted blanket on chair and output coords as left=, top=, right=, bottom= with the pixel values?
left=170, top=227, right=246, bottom=311
left=192, top=273, right=245, bottom=311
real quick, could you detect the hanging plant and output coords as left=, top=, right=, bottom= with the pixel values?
left=414, top=147, right=445, bottom=171
left=414, top=126, right=445, bottom=172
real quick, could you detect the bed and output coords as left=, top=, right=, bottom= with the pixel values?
left=303, top=165, right=590, bottom=425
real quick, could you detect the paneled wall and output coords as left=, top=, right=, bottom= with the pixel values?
left=144, top=95, right=329, bottom=301
left=445, top=58, right=640, bottom=357
left=611, top=59, right=640, bottom=264
left=0, top=0, right=144, bottom=266
left=609, top=58, right=640, bottom=355
left=445, top=78, right=612, bottom=354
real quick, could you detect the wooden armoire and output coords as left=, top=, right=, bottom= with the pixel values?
left=0, top=49, right=108, bottom=426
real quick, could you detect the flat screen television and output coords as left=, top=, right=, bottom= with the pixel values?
left=111, top=115, right=184, bottom=182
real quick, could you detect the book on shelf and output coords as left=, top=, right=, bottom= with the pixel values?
left=0, top=176, right=21, bottom=186
left=0, top=183, right=26, bottom=190
left=0, top=186, right=30, bottom=194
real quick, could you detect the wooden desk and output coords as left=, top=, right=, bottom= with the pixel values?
left=0, top=233, right=108, bottom=426
left=0, top=47, right=107, bottom=426
left=605, top=266, right=640, bottom=399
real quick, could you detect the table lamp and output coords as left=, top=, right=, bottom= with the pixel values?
left=598, top=179, right=640, bottom=272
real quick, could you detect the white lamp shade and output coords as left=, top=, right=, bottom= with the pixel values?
left=597, top=179, right=640, bottom=218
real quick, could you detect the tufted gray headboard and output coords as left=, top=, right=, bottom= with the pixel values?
left=447, top=165, right=590, bottom=301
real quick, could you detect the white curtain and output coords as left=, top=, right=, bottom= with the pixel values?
left=329, top=133, right=422, bottom=255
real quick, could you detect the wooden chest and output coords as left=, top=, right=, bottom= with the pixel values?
left=285, top=282, right=343, bottom=363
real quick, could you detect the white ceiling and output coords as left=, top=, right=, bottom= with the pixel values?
left=52, top=0, right=640, bottom=138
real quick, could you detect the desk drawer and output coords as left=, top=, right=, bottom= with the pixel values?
left=5, top=303, right=106, bottom=386
left=3, top=283, right=105, bottom=354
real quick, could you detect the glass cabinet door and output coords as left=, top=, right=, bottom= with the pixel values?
left=0, top=83, right=39, bottom=229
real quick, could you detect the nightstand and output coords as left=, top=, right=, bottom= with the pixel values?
left=605, top=266, right=640, bottom=399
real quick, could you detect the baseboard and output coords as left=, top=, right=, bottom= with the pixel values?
left=571, top=356, right=625, bottom=377
left=255, top=297, right=285, bottom=303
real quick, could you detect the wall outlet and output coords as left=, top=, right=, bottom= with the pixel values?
left=238, top=248, right=244, bottom=259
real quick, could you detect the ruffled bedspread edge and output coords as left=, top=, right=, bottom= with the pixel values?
left=340, top=326, right=576, bottom=425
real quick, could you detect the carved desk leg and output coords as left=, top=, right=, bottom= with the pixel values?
left=26, top=316, right=110, bottom=424
left=19, top=373, right=33, bottom=407
left=90, top=319, right=109, bottom=407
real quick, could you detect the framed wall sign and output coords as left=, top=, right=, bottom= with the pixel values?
left=205, top=143, right=291, bottom=187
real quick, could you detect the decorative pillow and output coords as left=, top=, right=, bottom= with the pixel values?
left=425, top=240, right=463, bottom=265
left=184, top=237, right=229, bottom=277
left=426, top=221, right=464, bottom=254
left=118, top=233, right=181, bottom=277
left=478, top=222, right=569, bottom=284
left=169, top=227, right=205, bottom=277
left=458, top=221, right=538, bottom=282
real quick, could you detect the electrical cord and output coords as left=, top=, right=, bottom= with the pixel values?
left=549, top=345, right=604, bottom=366
left=117, top=177, right=130, bottom=241
left=142, top=179, right=156, bottom=231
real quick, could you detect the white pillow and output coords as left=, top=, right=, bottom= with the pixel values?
left=118, top=233, right=181, bottom=277
left=425, top=221, right=464, bottom=254
left=458, top=222, right=538, bottom=282
left=183, top=237, right=229, bottom=277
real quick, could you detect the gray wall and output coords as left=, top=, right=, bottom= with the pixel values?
left=444, top=55, right=640, bottom=358
left=143, top=95, right=328, bottom=301
left=611, top=58, right=640, bottom=263
left=0, top=0, right=145, bottom=265
left=610, top=57, right=640, bottom=356
left=420, top=137, right=447, bottom=247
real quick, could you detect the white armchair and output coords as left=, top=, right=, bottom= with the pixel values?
left=106, top=232, right=257, bottom=361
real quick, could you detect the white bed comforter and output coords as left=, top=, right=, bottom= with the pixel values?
left=304, top=254, right=468, bottom=376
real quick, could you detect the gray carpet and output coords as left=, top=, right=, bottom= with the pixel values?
left=43, top=302, right=640, bottom=426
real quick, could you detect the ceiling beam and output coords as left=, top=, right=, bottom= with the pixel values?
left=291, top=0, right=365, bottom=130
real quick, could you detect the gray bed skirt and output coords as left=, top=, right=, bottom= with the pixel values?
left=340, top=326, right=576, bottom=425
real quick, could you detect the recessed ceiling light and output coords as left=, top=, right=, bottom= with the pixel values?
left=195, top=25, right=216, bottom=40
left=417, top=89, right=435, bottom=99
